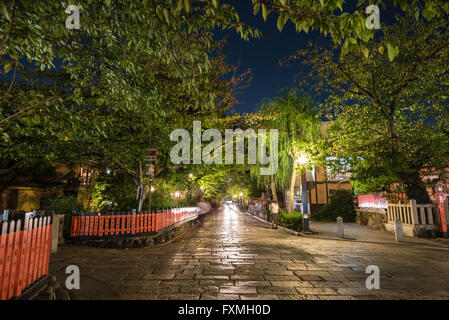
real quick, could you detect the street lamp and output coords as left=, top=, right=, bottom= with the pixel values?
left=297, top=153, right=308, bottom=165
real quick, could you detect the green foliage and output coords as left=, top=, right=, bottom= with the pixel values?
left=313, top=190, right=355, bottom=222
left=43, top=195, right=84, bottom=238
left=44, top=195, right=84, bottom=215
left=250, top=89, right=321, bottom=212
left=89, top=170, right=200, bottom=211
left=252, top=0, right=449, bottom=59
left=279, top=210, right=303, bottom=232
left=89, top=173, right=138, bottom=211
left=0, top=1, right=259, bottom=208
left=298, top=8, right=449, bottom=203
left=251, top=90, right=318, bottom=190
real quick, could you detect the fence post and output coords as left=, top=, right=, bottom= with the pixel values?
left=88, top=212, right=94, bottom=236
left=70, top=212, right=77, bottom=237
left=151, top=210, right=155, bottom=232
left=42, top=216, right=52, bottom=277
left=7, top=220, right=21, bottom=299
left=51, top=214, right=61, bottom=254
left=1, top=221, right=13, bottom=299
left=36, top=217, right=46, bottom=279
left=79, top=212, right=85, bottom=237
left=442, top=198, right=449, bottom=238
left=33, top=218, right=43, bottom=283
left=427, top=206, right=434, bottom=225
left=16, top=217, right=29, bottom=296
left=84, top=212, right=90, bottom=236
left=93, top=214, right=98, bottom=237
left=98, top=213, right=104, bottom=237
left=410, top=199, right=419, bottom=225
left=131, top=211, right=136, bottom=235
left=394, top=219, right=404, bottom=242
left=104, top=213, right=110, bottom=236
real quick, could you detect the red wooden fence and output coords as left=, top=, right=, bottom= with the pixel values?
left=357, top=195, right=388, bottom=210
left=357, top=193, right=407, bottom=210
left=0, top=216, right=52, bottom=300
left=70, top=207, right=199, bottom=238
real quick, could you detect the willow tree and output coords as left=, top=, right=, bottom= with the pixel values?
left=252, top=89, right=321, bottom=214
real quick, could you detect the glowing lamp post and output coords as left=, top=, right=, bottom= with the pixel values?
left=297, top=153, right=310, bottom=232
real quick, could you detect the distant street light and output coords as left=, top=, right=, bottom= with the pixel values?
left=297, top=153, right=308, bottom=165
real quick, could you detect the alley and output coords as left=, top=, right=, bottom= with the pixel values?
left=49, top=205, right=449, bottom=300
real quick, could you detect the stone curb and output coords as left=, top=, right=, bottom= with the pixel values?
left=26, top=276, right=70, bottom=300
left=243, top=210, right=449, bottom=250
left=242, top=211, right=304, bottom=236
left=64, top=211, right=213, bottom=249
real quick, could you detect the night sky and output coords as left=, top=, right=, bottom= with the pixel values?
left=221, top=1, right=398, bottom=114
left=221, top=1, right=328, bottom=114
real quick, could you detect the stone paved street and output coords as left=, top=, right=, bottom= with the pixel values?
left=49, top=205, right=449, bottom=300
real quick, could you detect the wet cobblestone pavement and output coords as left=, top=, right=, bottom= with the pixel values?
left=49, top=205, right=449, bottom=300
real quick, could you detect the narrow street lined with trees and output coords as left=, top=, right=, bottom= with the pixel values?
left=1, top=0, right=449, bottom=301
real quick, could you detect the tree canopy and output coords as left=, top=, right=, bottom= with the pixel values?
left=0, top=0, right=258, bottom=207
left=295, top=8, right=449, bottom=203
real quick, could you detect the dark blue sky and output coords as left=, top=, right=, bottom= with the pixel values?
left=221, top=1, right=398, bottom=114
left=221, top=1, right=327, bottom=114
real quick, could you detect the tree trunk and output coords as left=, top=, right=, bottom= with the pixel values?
left=288, top=166, right=297, bottom=214
left=397, top=171, right=431, bottom=204
left=405, top=182, right=431, bottom=204
left=270, top=176, right=278, bottom=202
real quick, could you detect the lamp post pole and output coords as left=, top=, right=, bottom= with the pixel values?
left=144, top=148, right=157, bottom=213
left=301, top=172, right=309, bottom=232
left=296, top=153, right=310, bottom=232
left=148, top=176, right=152, bottom=213
left=146, top=163, right=155, bottom=213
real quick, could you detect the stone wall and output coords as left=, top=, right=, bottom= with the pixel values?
left=385, top=222, right=442, bottom=238
left=356, top=209, right=387, bottom=231
left=65, top=214, right=204, bottom=249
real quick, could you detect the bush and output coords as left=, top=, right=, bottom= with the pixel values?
left=279, top=211, right=303, bottom=232
left=313, top=190, right=355, bottom=222
left=43, top=195, right=84, bottom=238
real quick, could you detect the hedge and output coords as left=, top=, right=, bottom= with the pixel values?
left=312, top=189, right=356, bottom=222
left=279, top=211, right=303, bottom=232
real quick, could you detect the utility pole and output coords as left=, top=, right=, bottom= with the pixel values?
left=144, top=148, right=157, bottom=213
left=147, top=164, right=154, bottom=213
left=137, top=186, right=143, bottom=212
